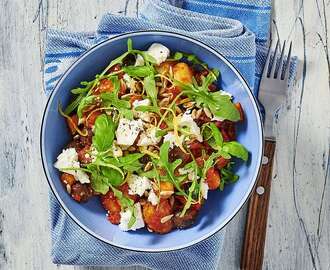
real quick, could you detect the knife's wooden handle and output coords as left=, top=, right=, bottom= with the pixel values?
left=241, top=140, right=276, bottom=270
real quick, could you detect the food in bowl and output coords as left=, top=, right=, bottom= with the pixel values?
left=54, top=39, right=248, bottom=234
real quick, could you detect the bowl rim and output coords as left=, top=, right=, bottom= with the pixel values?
left=40, top=30, right=264, bottom=252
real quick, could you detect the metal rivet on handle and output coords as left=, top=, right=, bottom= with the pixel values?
left=256, top=186, right=265, bottom=195
left=262, top=156, right=269, bottom=165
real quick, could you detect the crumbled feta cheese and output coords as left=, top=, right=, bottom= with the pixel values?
left=137, top=127, right=161, bottom=146
left=132, top=99, right=152, bottom=122
left=178, top=167, right=194, bottom=175
left=179, top=112, right=203, bottom=142
left=135, top=43, right=170, bottom=66
left=135, top=54, right=145, bottom=66
left=127, top=174, right=152, bottom=196
left=188, top=170, right=199, bottom=181
left=75, top=170, right=90, bottom=184
left=147, top=43, right=170, bottom=65
left=119, top=203, right=145, bottom=231
left=147, top=189, right=159, bottom=206
left=116, top=118, right=143, bottom=146
left=123, top=74, right=136, bottom=91
left=200, top=180, right=209, bottom=200
left=163, top=132, right=184, bottom=148
left=133, top=99, right=151, bottom=108
left=54, top=148, right=90, bottom=184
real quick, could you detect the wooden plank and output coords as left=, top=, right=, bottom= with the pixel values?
left=263, top=0, right=330, bottom=269
left=0, top=0, right=329, bottom=269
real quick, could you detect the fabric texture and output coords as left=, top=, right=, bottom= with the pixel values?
left=45, top=0, right=275, bottom=269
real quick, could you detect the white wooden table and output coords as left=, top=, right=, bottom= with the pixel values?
left=0, top=0, right=329, bottom=269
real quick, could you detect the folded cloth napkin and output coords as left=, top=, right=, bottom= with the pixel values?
left=45, top=0, right=274, bottom=269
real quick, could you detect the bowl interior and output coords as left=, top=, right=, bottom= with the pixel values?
left=41, top=32, right=263, bottom=252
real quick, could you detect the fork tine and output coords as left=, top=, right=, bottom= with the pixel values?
left=262, top=42, right=273, bottom=77
left=269, top=40, right=280, bottom=78
left=275, top=40, right=286, bottom=78
left=283, top=41, right=292, bottom=80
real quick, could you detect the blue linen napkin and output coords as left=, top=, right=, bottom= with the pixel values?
left=45, top=0, right=273, bottom=269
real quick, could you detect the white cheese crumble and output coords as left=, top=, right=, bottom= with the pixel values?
left=135, top=43, right=170, bottom=66
left=178, top=167, right=194, bottom=175
left=179, top=112, right=203, bottom=142
left=163, top=132, right=184, bottom=149
left=123, top=74, right=136, bottom=91
left=147, top=189, right=159, bottom=206
left=135, top=55, right=144, bottom=67
left=132, top=99, right=151, bottom=108
left=132, top=99, right=152, bottom=122
left=119, top=203, right=145, bottom=231
left=137, top=127, right=161, bottom=146
left=200, top=180, right=209, bottom=200
left=54, top=148, right=90, bottom=184
left=115, top=118, right=143, bottom=146
left=127, top=174, right=152, bottom=196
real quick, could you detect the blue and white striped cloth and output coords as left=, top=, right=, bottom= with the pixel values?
left=46, top=0, right=274, bottom=269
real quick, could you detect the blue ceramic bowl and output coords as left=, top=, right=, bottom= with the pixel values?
left=41, top=31, right=263, bottom=252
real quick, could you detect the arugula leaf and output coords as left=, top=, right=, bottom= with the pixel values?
left=222, top=141, right=248, bottom=161
left=139, top=168, right=158, bottom=178
left=90, top=171, right=109, bottom=194
left=209, top=122, right=223, bottom=147
left=159, top=142, right=186, bottom=195
left=101, top=92, right=130, bottom=109
left=221, top=165, right=239, bottom=184
left=180, top=180, right=197, bottom=217
left=127, top=38, right=133, bottom=51
left=173, top=52, right=183, bottom=60
left=134, top=105, right=160, bottom=114
left=144, top=75, right=158, bottom=107
left=174, top=80, right=240, bottom=121
left=64, top=94, right=85, bottom=115
left=92, top=114, right=115, bottom=152
left=101, top=167, right=124, bottom=187
left=209, top=92, right=240, bottom=121
left=77, top=95, right=95, bottom=118
left=100, top=92, right=133, bottom=120
left=122, top=66, right=154, bottom=77
left=127, top=206, right=137, bottom=229
left=102, top=153, right=144, bottom=172
left=202, top=152, right=222, bottom=178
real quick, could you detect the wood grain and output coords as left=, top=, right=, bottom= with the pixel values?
left=0, top=0, right=329, bottom=269
left=241, top=140, right=276, bottom=270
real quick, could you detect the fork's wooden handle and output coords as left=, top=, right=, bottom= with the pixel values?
left=241, top=140, right=276, bottom=270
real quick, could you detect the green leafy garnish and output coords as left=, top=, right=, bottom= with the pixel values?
left=77, top=95, right=95, bottom=118
left=92, top=114, right=116, bottom=152
left=159, top=141, right=187, bottom=196
left=122, top=66, right=154, bottom=77
left=222, top=141, right=248, bottom=161
left=101, top=166, right=125, bottom=187
left=173, top=52, right=183, bottom=60
left=102, top=153, right=144, bottom=172
left=144, top=75, right=158, bottom=107
left=174, top=80, right=240, bottom=121
left=134, top=105, right=160, bottom=114
left=209, top=122, right=223, bottom=147
left=90, top=171, right=109, bottom=194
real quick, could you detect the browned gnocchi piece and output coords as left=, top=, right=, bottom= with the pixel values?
left=173, top=62, right=193, bottom=84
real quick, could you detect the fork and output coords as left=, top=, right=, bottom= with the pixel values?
left=241, top=40, right=292, bottom=270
